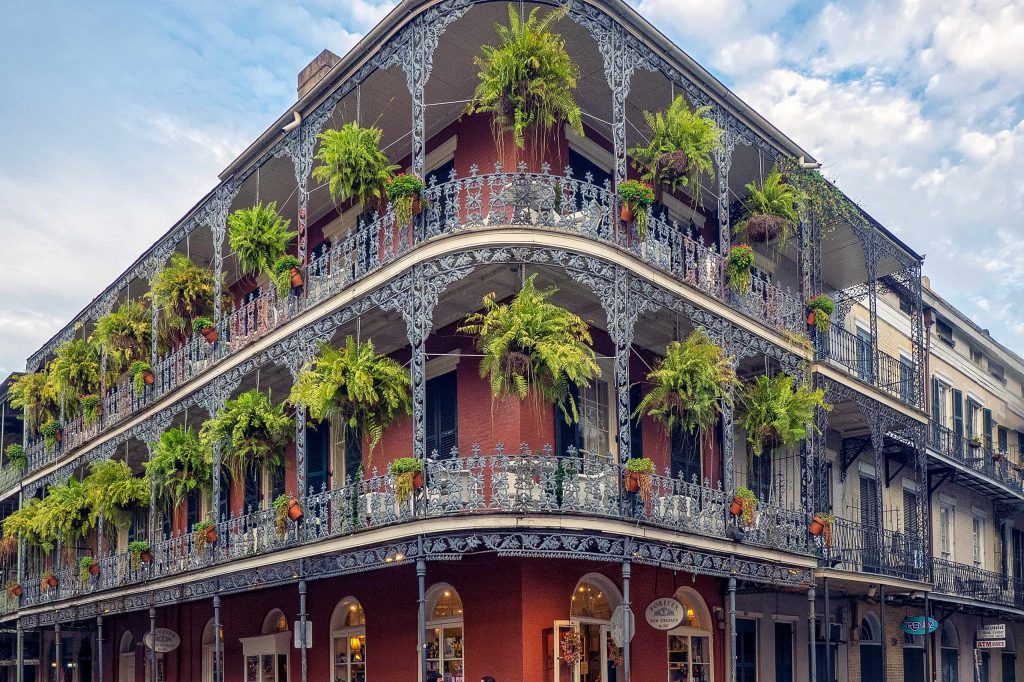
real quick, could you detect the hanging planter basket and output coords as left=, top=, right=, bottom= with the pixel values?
left=745, top=214, right=786, bottom=243
left=620, top=203, right=635, bottom=223
left=140, top=550, right=153, bottom=563
left=287, top=495, right=304, bottom=522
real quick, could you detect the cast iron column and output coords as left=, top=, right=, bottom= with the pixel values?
left=15, top=619, right=22, bottom=682
left=299, top=579, right=308, bottom=682
left=417, top=554, right=427, bottom=682
left=214, top=594, right=223, bottom=682
left=880, top=584, right=888, bottom=682
left=54, top=622, right=61, bottom=682
left=96, top=615, right=104, bottom=682
left=728, top=575, right=737, bottom=682
left=823, top=577, right=831, bottom=682
left=149, top=607, right=156, bottom=682
left=808, top=587, right=817, bottom=682
left=622, top=558, right=632, bottom=681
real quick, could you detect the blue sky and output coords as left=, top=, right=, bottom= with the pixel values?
left=0, top=1, right=1022, bottom=376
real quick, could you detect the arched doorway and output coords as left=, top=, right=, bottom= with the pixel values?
left=903, top=632, right=925, bottom=682
left=860, top=613, right=883, bottom=682
left=942, top=622, right=960, bottom=682
left=667, top=587, right=713, bottom=682
left=555, top=573, right=623, bottom=682
left=118, top=632, right=134, bottom=682
left=1002, top=628, right=1016, bottom=682
left=330, top=597, right=366, bottom=682
left=426, top=584, right=464, bottom=681
left=239, top=608, right=290, bottom=682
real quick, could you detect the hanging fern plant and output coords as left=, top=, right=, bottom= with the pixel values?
left=736, top=167, right=800, bottom=245
left=227, top=201, right=297, bottom=280
left=736, top=373, right=831, bottom=456
left=629, top=96, right=722, bottom=194
left=200, top=389, right=292, bottom=481
left=312, top=122, right=399, bottom=209
left=466, top=4, right=583, bottom=160
left=82, top=459, right=149, bottom=528
left=632, top=330, right=739, bottom=438
left=288, top=337, right=411, bottom=457
left=147, top=253, right=217, bottom=348
left=145, top=426, right=212, bottom=509
left=458, top=274, right=600, bottom=423
left=49, top=340, right=102, bottom=416
left=92, top=300, right=152, bottom=375
left=8, top=372, right=56, bottom=435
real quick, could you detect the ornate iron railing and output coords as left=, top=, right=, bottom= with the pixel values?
left=932, top=557, right=1024, bottom=608
left=822, top=517, right=927, bottom=581
left=16, top=446, right=816, bottom=608
left=928, top=423, right=1024, bottom=492
left=815, top=324, right=916, bottom=407
left=12, top=165, right=806, bottom=486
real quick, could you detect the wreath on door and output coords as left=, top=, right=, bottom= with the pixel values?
left=561, top=630, right=583, bottom=665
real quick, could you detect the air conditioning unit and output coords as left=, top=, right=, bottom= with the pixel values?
left=816, top=621, right=846, bottom=643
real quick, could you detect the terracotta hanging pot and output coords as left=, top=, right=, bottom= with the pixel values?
left=620, top=203, right=635, bottom=223
left=412, top=471, right=424, bottom=489
left=290, top=268, right=304, bottom=288
left=287, top=496, right=304, bottom=522
left=730, top=497, right=744, bottom=516
left=201, top=326, right=219, bottom=343
left=44, top=575, right=58, bottom=589
left=809, top=517, right=825, bottom=536
left=140, top=550, right=153, bottom=563
left=10, top=584, right=22, bottom=597
left=807, top=310, right=817, bottom=327
left=143, top=371, right=155, bottom=385
left=625, top=472, right=641, bottom=492
left=205, top=527, right=218, bottom=545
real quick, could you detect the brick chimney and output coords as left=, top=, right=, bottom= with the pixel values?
left=298, top=49, right=342, bottom=99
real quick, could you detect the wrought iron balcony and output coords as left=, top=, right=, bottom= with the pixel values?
left=821, top=516, right=927, bottom=581
left=932, top=557, right=1024, bottom=608
left=16, top=446, right=815, bottom=608
left=815, top=324, right=918, bottom=407
left=928, top=422, right=1024, bottom=493
left=11, top=164, right=808, bottom=488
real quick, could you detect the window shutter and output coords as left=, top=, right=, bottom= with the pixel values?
left=270, top=465, right=285, bottom=501
left=983, top=409, right=993, bottom=446
left=555, top=383, right=582, bottom=456
left=344, top=425, right=363, bottom=482
left=952, top=389, right=964, bottom=440
left=305, top=420, right=330, bottom=495
left=219, top=472, right=231, bottom=522
left=628, top=384, right=643, bottom=460
left=931, top=377, right=941, bottom=441
left=903, top=489, right=918, bottom=538
left=998, top=427, right=1008, bottom=454
left=860, top=475, right=879, bottom=528
left=751, top=450, right=773, bottom=503
left=670, top=426, right=701, bottom=483
left=186, top=489, right=200, bottom=530
left=244, top=469, right=261, bottom=513
left=426, top=371, right=458, bottom=459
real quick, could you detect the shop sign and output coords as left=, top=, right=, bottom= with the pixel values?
left=144, top=628, right=180, bottom=653
left=977, top=640, right=1005, bottom=649
left=610, top=606, right=635, bottom=647
left=900, top=616, right=938, bottom=635
left=977, top=624, right=1006, bottom=640
left=645, top=598, right=686, bottom=631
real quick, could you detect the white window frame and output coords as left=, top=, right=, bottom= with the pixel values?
left=939, top=504, right=954, bottom=560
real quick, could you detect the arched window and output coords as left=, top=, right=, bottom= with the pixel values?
left=118, top=632, right=134, bottom=682
left=330, top=597, right=366, bottom=682
left=426, top=584, right=464, bottom=680
left=262, top=608, right=289, bottom=634
left=942, top=622, right=960, bottom=682
left=667, top=587, right=714, bottom=682
left=240, top=609, right=290, bottom=682
left=904, top=631, right=925, bottom=682
left=570, top=573, right=621, bottom=621
left=860, top=613, right=883, bottom=682
left=564, top=574, right=623, bottom=682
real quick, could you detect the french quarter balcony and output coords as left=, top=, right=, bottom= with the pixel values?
left=932, top=556, right=1024, bottom=610
left=815, top=322, right=918, bottom=407
left=16, top=445, right=816, bottom=608
left=927, top=422, right=1024, bottom=495
left=11, top=164, right=807, bottom=487
left=821, top=516, right=928, bottom=582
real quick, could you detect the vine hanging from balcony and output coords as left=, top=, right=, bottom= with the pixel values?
left=145, top=426, right=212, bottom=508
left=735, top=167, right=799, bottom=247
left=776, top=157, right=866, bottom=232
left=200, top=389, right=291, bottom=481
left=632, top=330, right=738, bottom=440
left=91, top=300, right=152, bottom=375
left=736, top=373, right=831, bottom=457
left=458, top=273, right=599, bottom=424
left=629, top=95, right=721, bottom=195
left=288, top=337, right=410, bottom=458
left=147, top=253, right=218, bottom=349
left=466, top=4, right=583, bottom=161
left=313, top=122, right=398, bottom=209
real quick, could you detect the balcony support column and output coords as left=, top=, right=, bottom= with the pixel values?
left=807, top=586, right=817, bottom=682
left=823, top=577, right=831, bottom=682
left=54, top=622, right=61, bottom=681
left=96, top=615, right=104, bottom=682
left=211, top=440, right=222, bottom=522
left=214, top=593, right=223, bottom=682
left=867, top=227, right=880, bottom=383
left=15, top=619, right=22, bottom=682
left=298, top=578, right=308, bottom=682
left=149, top=606, right=157, bottom=682
left=417, top=537, right=428, bottom=682
left=713, top=121, right=737, bottom=255
left=924, top=592, right=933, bottom=682
left=728, top=574, right=737, bottom=682
left=879, top=584, right=888, bottom=682
left=284, top=344, right=314, bottom=499
left=621, top=557, right=632, bottom=681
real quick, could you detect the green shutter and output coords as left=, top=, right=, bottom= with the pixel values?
left=983, top=408, right=993, bottom=447
left=952, top=389, right=964, bottom=440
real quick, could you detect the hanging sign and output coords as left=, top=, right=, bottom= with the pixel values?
left=610, top=606, right=635, bottom=647
left=144, top=628, right=180, bottom=653
left=900, top=616, right=938, bottom=635
left=977, top=624, right=1006, bottom=640
left=645, top=598, right=686, bottom=630
left=977, top=640, right=1005, bottom=649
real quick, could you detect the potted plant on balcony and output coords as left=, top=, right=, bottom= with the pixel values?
left=617, top=180, right=656, bottom=239
left=632, top=330, right=739, bottom=443
left=389, top=457, right=424, bottom=505
left=737, top=373, right=831, bottom=457
left=228, top=201, right=297, bottom=280
left=806, top=295, right=834, bottom=333
left=79, top=556, right=100, bottom=582
left=466, top=4, right=583, bottom=162
left=288, top=337, right=411, bottom=462
left=272, top=493, right=303, bottom=537
left=145, top=426, right=212, bottom=509
left=128, top=540, right=152, bottom=569
left=5, top=580, right=22, bottom=598
left=731, top=486, right=757, bottom=527
left=82, top=459, right=149, bottom=529
left=40, top=419, right=63, bottom=450
left=41, top=571, right=57, bottom=592
left=386, top=173, right=426, bottom=227
left=272, top=255, right=304, bottom=297
left=969, top=435, right=983, bottom=450
left=92, top=300, right=151, bottom=375
left=5, top=444, right=26, bottom=471
left=2, top=498, right=45, bottom=552
left=200, top=389, right=291, bottom=484
left=8, top=371, right=57, bottom=437
left=736, top=167, right=800, bottom=245
left=624, top=457, right=655, bottom=504
left=49, top=339, right=101, bottom=418
left=629, top=96, right=722, bottom=194
left=130, top=360, right=155, bottom=396
left=81, top=394, right=101, bottom=426
left=147, top=253, right=217, bottom=348
left=192, top=317, right=218, bottom=343
left=809, top=512, right=835, bottom=547
left=458, top=273, right=600, bottom=425
left=193, top=521, right=216, bottom=551
left=727, top=244, right=755, bottom=295
left=313, top=122, right=399, bottom=209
